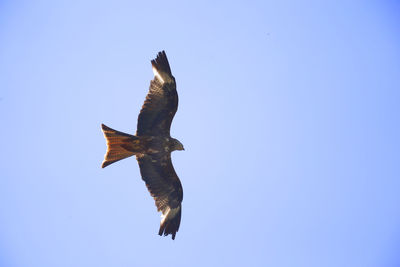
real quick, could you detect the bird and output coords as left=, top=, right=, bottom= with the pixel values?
left=101, top=51, right=184, bottom=240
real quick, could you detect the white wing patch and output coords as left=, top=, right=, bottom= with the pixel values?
left=152, top=66, right=165, bottom=84
left=161, top=206, right=180, bottom=224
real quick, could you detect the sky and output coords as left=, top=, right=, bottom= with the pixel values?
left=1, top=1, right=400, bottom=266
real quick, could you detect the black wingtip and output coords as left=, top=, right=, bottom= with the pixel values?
left=151, top=50, right=172, bottom=76
left=158, top=205, right=181, bottom=240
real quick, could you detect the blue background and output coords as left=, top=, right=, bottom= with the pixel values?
left=1, top=1, right=400, bottom=266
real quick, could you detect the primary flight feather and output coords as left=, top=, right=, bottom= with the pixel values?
left=101, top=51, right=184, bottom=240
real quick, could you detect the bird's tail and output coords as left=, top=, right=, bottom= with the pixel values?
left=159, top=205, right=181, bottom=240
left=101, top=124, right=139, bottom=168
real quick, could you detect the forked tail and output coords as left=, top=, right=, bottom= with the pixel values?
left=101, top=124, right=139, bottom=168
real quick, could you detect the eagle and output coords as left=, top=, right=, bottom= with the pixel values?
left=101, top=51, right=184, bottom=240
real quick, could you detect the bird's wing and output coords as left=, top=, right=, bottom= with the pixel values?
left=136, top=51, right=178, bottom=136
left=136, top=153, right=183, bottom=240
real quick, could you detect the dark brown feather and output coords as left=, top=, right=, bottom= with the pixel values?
left=151, top=50, right=172, bottom=76
left=137, top=154, right=183, bottom=209
left=136, top=51, right=178, bottom=136
left=137, top=153, right=183, bottom=238
left=159, top=205, right=181, bottom=240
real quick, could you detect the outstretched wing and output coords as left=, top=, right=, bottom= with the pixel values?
left=136, top=153, right=183, bottom=240
left=136, top=51, right=178, bottom=136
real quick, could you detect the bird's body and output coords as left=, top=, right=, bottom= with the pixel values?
left=101, top=51, right=184, bottom=240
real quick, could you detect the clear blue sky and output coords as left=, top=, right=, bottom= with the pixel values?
left=1, top=1, right=400, bottom=266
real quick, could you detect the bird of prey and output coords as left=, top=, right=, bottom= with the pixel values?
left=101, top=51, right=184, bottom=240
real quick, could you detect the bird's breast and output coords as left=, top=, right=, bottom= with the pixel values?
left=140, top=136, right=171, bottom=155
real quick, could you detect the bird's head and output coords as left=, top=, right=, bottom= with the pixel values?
left=172, top=138, right=185, bottom=151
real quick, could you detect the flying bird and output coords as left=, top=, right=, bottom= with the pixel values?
left=101, top=51, right=184, bottom=240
